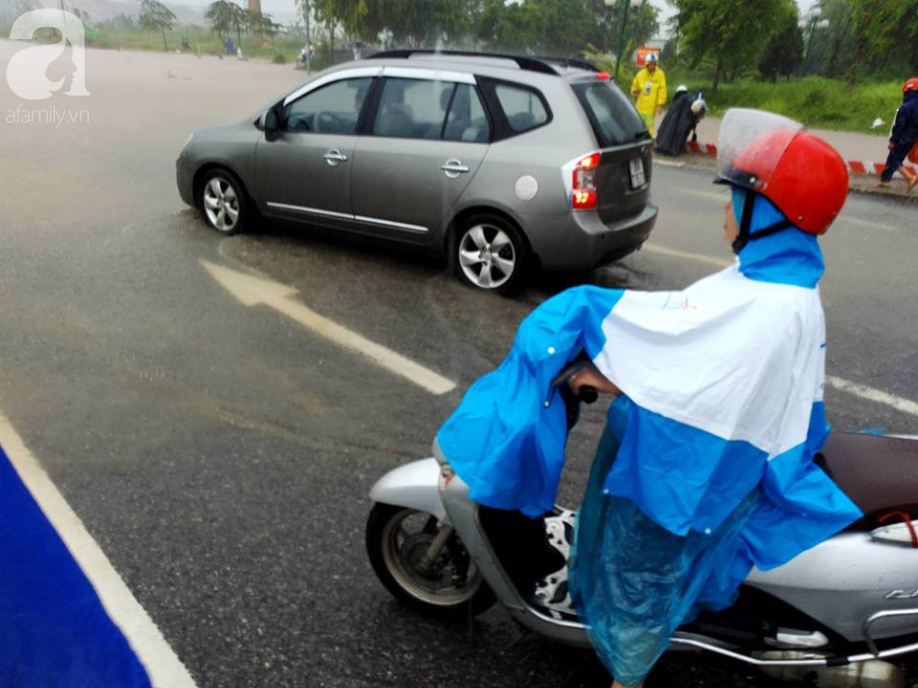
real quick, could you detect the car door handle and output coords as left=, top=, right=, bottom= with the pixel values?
left=442, top=159, right=470, bottom=179
left=324, top=149, right=348, bottom=166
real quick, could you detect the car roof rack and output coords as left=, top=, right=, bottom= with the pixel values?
left=368, top=49, right=599, bottom=76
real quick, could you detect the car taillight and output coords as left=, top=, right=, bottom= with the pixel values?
left=572, top=153, right=601, bottom=210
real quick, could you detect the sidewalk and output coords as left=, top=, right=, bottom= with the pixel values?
left=691, top=116, right=890, bottom=164
left=657, top=115, right=918, bottom=199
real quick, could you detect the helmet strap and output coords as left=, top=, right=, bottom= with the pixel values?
left=732, top=190, right=795, bottom=254
left=731, top=190, right=756, bottom=254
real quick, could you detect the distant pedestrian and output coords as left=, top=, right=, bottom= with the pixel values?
left=630, top=54, right=667, bottom=137
left=655, top=91, right=707, bottom=157
left=672, top=84, right=689, bottom=104
left=224, top=37, right=234, bottom=56
left=879, top=78, right=918, bottom=192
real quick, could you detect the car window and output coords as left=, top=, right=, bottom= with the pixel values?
left=444, top=85, right=490, bottom=143
left=572, top=81, right=648, bottom=146
left=494, top=84, right=549, bottom=134
left=373, top=78, right=454, bottom=140
left=284, top=77, right=373, bottom=134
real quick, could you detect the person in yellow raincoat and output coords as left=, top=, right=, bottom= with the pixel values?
left=630, top=54, right=667, bottom=137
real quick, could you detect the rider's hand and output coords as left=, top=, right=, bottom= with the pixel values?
left=570, top=363, right=622, bottom=396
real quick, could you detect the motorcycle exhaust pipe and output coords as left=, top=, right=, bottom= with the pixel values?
left=757, top=652, right=907, bottom=688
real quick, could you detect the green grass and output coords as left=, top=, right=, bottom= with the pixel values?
left=668, top=76, right=900, bottom=134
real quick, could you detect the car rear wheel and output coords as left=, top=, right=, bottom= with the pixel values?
left=452, top=214, right=528, bottom=295
left=197, top=169, right=247, bottom=236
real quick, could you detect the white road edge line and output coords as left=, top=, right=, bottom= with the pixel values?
left=0, top=413, right=198, bottom=688
left=827, top=376, right=918, bottom=418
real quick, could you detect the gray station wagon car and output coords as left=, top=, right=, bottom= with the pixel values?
left=176, top=50, right=658, bottom=294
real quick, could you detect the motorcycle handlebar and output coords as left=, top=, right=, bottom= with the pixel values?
left=551, top=360, right=598, bottom=406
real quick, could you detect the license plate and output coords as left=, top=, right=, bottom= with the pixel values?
left=629, top=157, right=646, bottom=189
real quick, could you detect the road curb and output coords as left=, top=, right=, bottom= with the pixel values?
left=687, top=141, right=917, bottom=179
left=671, top=143, right=917, bottom=202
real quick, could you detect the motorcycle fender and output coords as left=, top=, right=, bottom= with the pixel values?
left=369, top=458, right=448, bottom=523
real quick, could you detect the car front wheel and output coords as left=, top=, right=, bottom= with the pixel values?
left=452, top=214, right=528, bottom=295
left=197, top=170, right=247, bottom=235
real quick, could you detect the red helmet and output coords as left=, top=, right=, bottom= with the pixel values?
left=720, top=129, right=849, bottom=236
left=904, top=78, right=918, bottom=93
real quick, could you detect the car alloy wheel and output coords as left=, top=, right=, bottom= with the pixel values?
left=458, top=224, right=517, bottom=290
left=202, top=175, right=242, bottom=234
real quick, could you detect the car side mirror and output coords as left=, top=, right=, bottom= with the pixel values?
left=264, top=109, right=281, bottom=141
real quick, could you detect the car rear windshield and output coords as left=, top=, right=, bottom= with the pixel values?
left=572, top=81, right=649, bottom=147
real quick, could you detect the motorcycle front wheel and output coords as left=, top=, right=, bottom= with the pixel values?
left=366, top=503, right=495, bottom=621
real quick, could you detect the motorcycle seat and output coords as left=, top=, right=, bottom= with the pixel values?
left=816, top=432, right=918, bottom=530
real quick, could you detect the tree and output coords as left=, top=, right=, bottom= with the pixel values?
left=139, top=0, right=177, bottom=51
left=668, top=0, right=795, bottom=91
left=251, top=11, right=282, bottom=45
left=587, top=0, right=659, bottom=56
left=890, top=0, right=918, bottom=73
left=205, top=0, right=248, bottom=45
left=816, top=0, right=854, bottom=78
left=758, top=6, right=803, bottom=81
left=205, top=0, right=233, bottom=38
left=473, top=0, right=534, bottom=51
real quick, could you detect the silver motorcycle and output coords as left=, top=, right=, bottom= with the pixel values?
left=366, top=365, right=918, bottom=686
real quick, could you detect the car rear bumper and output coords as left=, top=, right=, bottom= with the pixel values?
left=524, top=203, right=658, bottom=272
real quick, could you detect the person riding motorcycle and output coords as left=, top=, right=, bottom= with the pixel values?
left=436, top=109, right=861, bottom=688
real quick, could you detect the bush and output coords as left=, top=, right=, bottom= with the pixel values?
left=271, top=51, right=287, bottom=64
left=674, top=76, right=901, bottom=133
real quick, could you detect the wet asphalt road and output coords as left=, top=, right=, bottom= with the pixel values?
left=1, top=42, right=917, bottom=688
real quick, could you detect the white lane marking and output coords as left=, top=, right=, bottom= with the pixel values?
left=827, top=376, right=918, bottom=418
left=653, top=158, right=685, bottom=168
left=202, top=260, right=456, bottom=395
left=0, top=413, right=197, bottom=688
left=836, top=215, right=898, bottom=233
left=676, top=188, right=730, bottom=202
left=641, top=243, right=733, bottom=268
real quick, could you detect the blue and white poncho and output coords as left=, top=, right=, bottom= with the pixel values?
left=436, top=191, right=862, bottom=580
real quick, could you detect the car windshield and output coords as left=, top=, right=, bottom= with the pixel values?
left=572, top=81, right=649, bottom=147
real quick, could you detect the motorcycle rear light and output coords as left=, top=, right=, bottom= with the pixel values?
left=572, top=153, right=601, bottom=210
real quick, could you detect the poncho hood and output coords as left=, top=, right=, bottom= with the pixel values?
left=733, top=188, right=825, bottom=289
